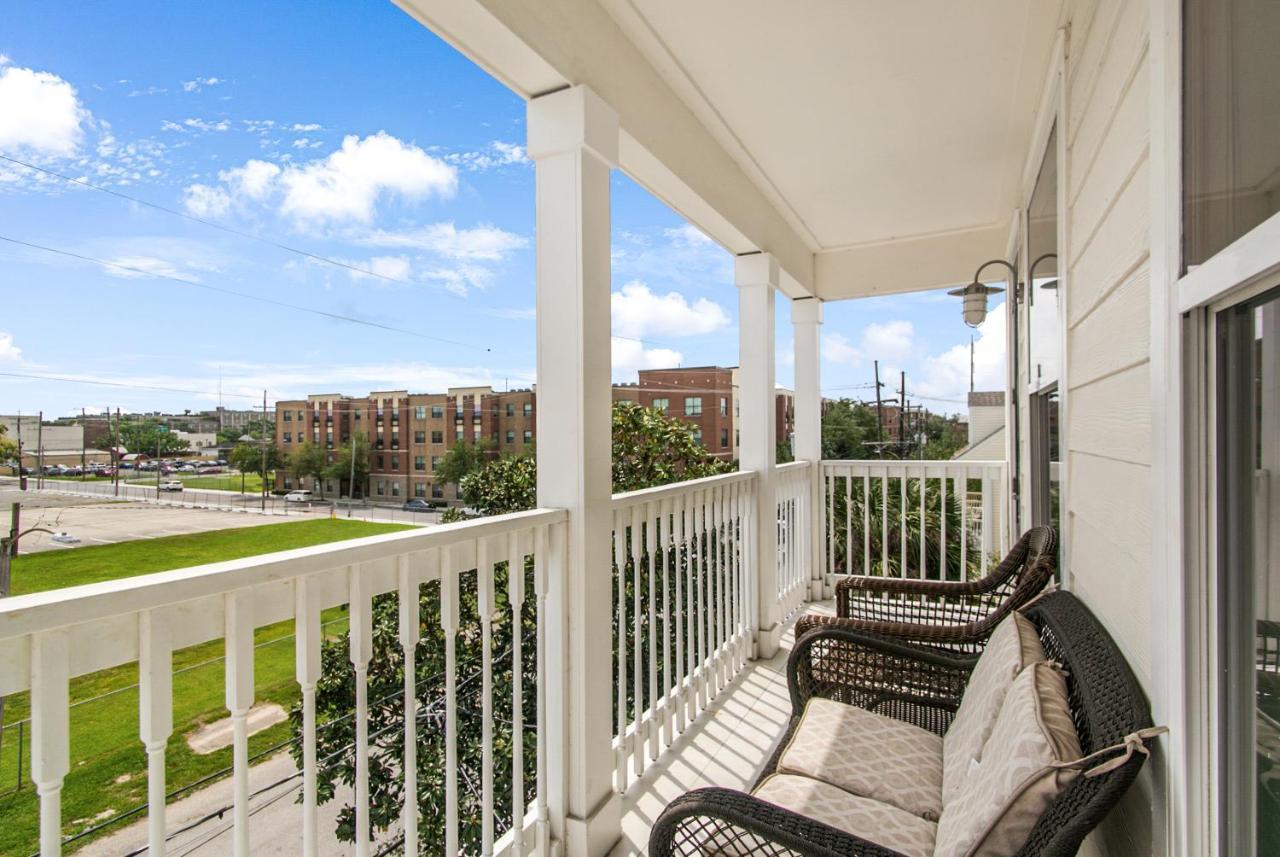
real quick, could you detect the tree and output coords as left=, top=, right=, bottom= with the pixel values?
left=216, top=418, right=273, bottom=446
left=324, top=432, right=372, bottom=499
left=299, top=401, right=734, bottom=852
left=286, top=441, right=327, bottom=496
left=0, top=424, right=17, bottom=467
left=433, top=439, right=491, bottom=488
left=821, top=399, right=881, bottom=460
left=230, top=442, right=279, bottom=491
left=96, top=419, right=191, bottom=455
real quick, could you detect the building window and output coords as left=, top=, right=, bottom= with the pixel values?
left=431, top=456, right=441, bottom=471
left=377, top=455, right=384, bottom=468
left=376, top=481, right=385, bottom=496
left=523, top=430, right=532, bottom=443
left=690, top=428, right=702, bottom=445
left=390, top=456, right=399, bottom=470
left=431, top=483, right=443, bottom=499
left=391, top=482, right=401, bottom=497
left=283, top=477, right=292, bottom=489
left=414, top=430, right=426, bottom=444
left=431, top=405, right=443, bottom=419
left=325, top=431, right=333, bottom=448
left=415, top=406, right=426, bottom=420
left=617, top=398, right=633, bottom=406
left=283, top=432, right=291, bottom=443
left=720, top=397, right=728, bottom=416
left=283, top=412, right=292, bottom=422
left=432, top=430, right=443, bottom=444
left=506, top=403, right=514, bottom=417
left=720, top=428, right=729, bottom=449
left=523, top=403, right=532, bottom=417
left=414, top=482, right=426, bottom=498
left=456, top=429, right=464, bottom=442
left=296, top=410, right=303, bottom=421
left=414, top=456, right=426, bottom=471
left=685, top=396, right=702, bottom=416
left=506, top=430, right=515, bottom=444
left=652, top=397, right=668, bottom=412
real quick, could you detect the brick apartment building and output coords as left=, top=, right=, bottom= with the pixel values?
left=275, top=366, right=797, bottom=502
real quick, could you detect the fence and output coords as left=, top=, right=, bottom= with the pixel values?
left=820, top=459, right=1008, bottom=586
left=774, top=461, right=812, bottom=620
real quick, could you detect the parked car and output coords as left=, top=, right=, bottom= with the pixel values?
left=402, top=498, right=432, bottom=512
left=98, top=467, right=116, bottom=478
left=158, top=480, right=184, bottom=492
left=284, top=490, right=313, bottom=503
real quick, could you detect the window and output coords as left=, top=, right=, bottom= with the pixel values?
left=506, top=403, right=514, bottom=417
left=685, top=396, right=702, bottom=416
left=431, top=456, right=441, bottom=471
left=506, top=431, right=515, bottom=444
left=390, top=456, right=399, bottom=470
left=1027, top=123, right=1060, bottom=393
left=617, top=398, right=633, bottom=406
left=283, top=477, right=292, bottom=489
left=431, top=483, right=444, bottom=499
left=414, top=456, right=426, bottom=471
left=1184, top=0, right=1280, bottom=268
left=414, top=482, right=426, bottom=498
left=376, top=481, right=384, bottom=496
left=456, top=429, right=464, bottom=442
left=414, top=430, right=426, bottom=444
left=325, top=431, right=333, bottom=448
left=296, top=410, right=304, bottom=421
left=283, top=432, right=291, bottom=443
left=377, top=455, right=384, bottom=469
left=690, top=428, right=702, bottom=445
left=523, top=430, right=532, bottom=443
left=720, top=397, right=728, bottom=416
left=720, top=428, right=729, bottom=449
left=431, top=430, right=443, bottom=444
left=391, top=482, right=400, bottom=497
left=653, top=397, right=668, bottom=412
left=283, top=411, right=292, bottom=422
left=523, top=403, right=532, bottom=417
left=431, top=405, right=443, bottom=419
left=415, top=406, right=426, bottom=420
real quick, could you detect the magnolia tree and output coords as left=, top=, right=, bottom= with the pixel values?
left=296, top=403, right=731, bottom=853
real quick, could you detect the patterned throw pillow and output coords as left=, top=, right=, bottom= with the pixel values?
left=942, top=612, right=1044, bottom=803
left=777, top=697, right=944, bottom=821
left=934, top=662, right=1083, bottom=857
left=752, top=774, right=937, bottom=857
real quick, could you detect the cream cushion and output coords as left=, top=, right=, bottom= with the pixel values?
left=753, top=774, right=937, bottom=857
left=942, top=612, right=1044, bottom=803
left=934, top=662, right=1083, bottom=857
left=777, top=697, right=944, bottom=821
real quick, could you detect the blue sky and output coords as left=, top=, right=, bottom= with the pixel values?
left=0, top=0, right=1004, bottom=419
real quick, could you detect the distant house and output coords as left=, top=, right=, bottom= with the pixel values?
left=952, top=391, right=1005, bottom=461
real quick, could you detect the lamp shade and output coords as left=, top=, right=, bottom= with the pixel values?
left=948, top=280, right=1004, bottom=328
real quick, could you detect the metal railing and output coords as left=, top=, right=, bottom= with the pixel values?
left=608, top=470, right=757, bottom=794
left=821, top=459, right=1008, bottom=586
left=0, top=509, right=567, bottom=857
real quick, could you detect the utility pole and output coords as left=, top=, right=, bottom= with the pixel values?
left=35, top=412, right=42, bottom=490
left=898, top=371, right=906, bottom=455
left=80, top=407, right=86, bottom=481
left=348, top=417, right=358, bottom=519
left=260, top=390, right=268, bottom=513
left=15, top=412, right=24, bottom=491
left=112, top=407, right=120, bottom=497
left=873, top=360, right=886, bottom=448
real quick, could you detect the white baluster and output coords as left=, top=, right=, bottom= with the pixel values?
left=441, top=546, right=460, bottom=857
left=533, top=525, right=550, bottom=857
left=399, top=552, right=430, bottom=857
left=479, top=538, right=496, bottom=857
left=673, top=494, right=687, bottom=735
left=31, top=630, right=69, bottom=857
left=941, top=474, right=948, bottom=580
left=920, top=472, right=928, bottom=582
left=861, top=472, right=869, bottom=576
left=683, top=492, right=697, bottom=724
left=224, top=590, right=254, bottom=857
left=899, top=470, right=907, bottom=578
left=981, top=472, right=993, bottom=575
left=613, top=509, right=627, bottom=793
left=645, top=502, right=658, bottom=761
left=958, top=474, right=968, bottom=579
left=718, top=486, right=728, bottom=683
left=508, top=531, right=527, bottom=857
left=139, top=610, right=172, bottom=856
left=659, top=498, right=673, bottom=749
left=349, top=565, right=373, bottom=857
left=294, top=577, right=322, bottom=857
left=629, top=505, right=644, bottom=777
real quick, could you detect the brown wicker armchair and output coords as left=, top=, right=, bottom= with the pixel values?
left=795, top=526, right=1057, bottom=654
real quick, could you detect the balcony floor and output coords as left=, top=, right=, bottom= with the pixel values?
left=612, top=599, right=835, bottom=856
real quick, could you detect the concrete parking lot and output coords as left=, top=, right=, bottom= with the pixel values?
left=1, top=487, right=328, bottom=553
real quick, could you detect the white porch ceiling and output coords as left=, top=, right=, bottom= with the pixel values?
left=396, top=0, right=1063, bottom=300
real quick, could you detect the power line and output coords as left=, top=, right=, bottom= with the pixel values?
left=0, top=234, right=486, bottom=351
left=0, top=370, right=263, bottom=400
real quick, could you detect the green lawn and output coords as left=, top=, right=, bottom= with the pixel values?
left=0, top=519, right=411, bottom=855
left=175, top=473, right=266, bottom=493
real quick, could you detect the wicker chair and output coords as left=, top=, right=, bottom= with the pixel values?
left=649, top=590, right=1155, bottom=857
left=794, top=525, right=1058, bottom=654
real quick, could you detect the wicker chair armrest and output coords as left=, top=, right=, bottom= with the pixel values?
left=838, top=574, right=994, bottom=597
left=795, top=612, right=988, bottom=650
left=788, top=626, right=975, bottom=731
left=649, top=788, right=910, bottom=857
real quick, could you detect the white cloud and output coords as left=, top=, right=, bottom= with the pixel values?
left=182, top=183, right=232, bottom=218
left=612, top=337, right=683, bottom=381
left=0, top=56, right=10, bottom=67
left=290, top=123, right=321, bottom=132
left=100, top=255, right=191, bottom=280
left=182, top=76, right=221, bottom=93
left=445, top=140, right=528, bottom=172
left=664, top=223, right=712, bottom=247
left=345, top=255, right=412, bottom=283
left=182, top=117, right=230, bottom=132
left=0, top=332, right=22, bottom=362
left=821, top=320, right=917, bottom=368
left=291, top=137, right=323, bottom=149
left=914, top=303, right=1007, bottom=408
left=420, top=264, right=493, bottom=297
left=0, top=64, right=88, bottom=157
left=278, top=132, right=456, bottom=223
left=822, top=332, right=862, bottom=365
left=359, top=222, right=527, bottom=260
left=160, top=120, right=185, bottom=133
left=611, top=281, right=730, bottom=340
left=612, top=224, right=732, bottom=292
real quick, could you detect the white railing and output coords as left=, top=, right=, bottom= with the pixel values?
left=608, top=470, right=757, bottom=794
left=775, top=461, right=812, bottom=620
left=0, top=508, right=566, bottom=857
left=821, top=460, right=1008, bottom=585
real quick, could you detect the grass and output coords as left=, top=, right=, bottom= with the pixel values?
left=0, top=519, right=411, bottom=855
left=174, top=473, right=266, bottom=493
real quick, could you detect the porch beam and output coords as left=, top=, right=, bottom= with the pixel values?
left=737, top=253, right=781, bottom=658
left=791, top=297, right=826, bottom=600
left=528, top=84, right=621, bottom=857
left=814, top=223, right=1008, bottom=300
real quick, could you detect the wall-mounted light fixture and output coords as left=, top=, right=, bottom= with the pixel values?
left=949, top=259, right=1015, bottom=327
left=1027, top=253, right=1059, bottom=306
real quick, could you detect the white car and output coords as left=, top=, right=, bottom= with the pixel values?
left=158, top=480, right=184, bottom=492
left=284, top=490, right=313, bottom=503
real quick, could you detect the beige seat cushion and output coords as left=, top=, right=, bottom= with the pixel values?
left=753, top=774, right=937, bottom=857
left=943, top=612, right=1044, bottom=803
left=935, top=662, right=1083, bottom=857
left=777, top=697, right=944, bottom=821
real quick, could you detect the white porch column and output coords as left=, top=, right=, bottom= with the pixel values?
left=737, top=253, right=781, bottom=657
left=792, top=297, right=825, bottom=600
left=528, top=84, right=621, bottom=857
